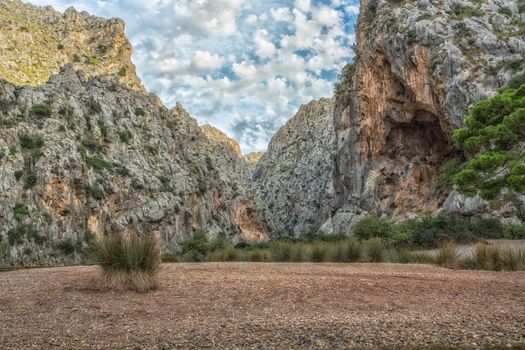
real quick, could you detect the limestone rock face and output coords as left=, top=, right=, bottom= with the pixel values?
left=0, top=0, right=144, bottom=91
left=332, top=0, right=525, bottom=223
left=253, top=99, right=335, bottom=236
left=0, top=66, right=268, bottom=266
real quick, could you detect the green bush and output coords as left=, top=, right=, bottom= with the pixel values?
left=118, top=130, right=132, bottom=144
left=353, top=216, right=393, bottom=240
left=451, top=5, right=484, bottom=18
left=270, top=241, right=294, bottom=262
left=30, top=103, right=52, bottom=118
left=13, top=203, right=29, bottom=220
left=86, top=157, right=113, bottom=173
left=19, top=134, right=44, bottom=150
left=93, top=231, right=161, bottom=292
left=82, top=136, right=103, bottom=152
left=88, top=185, right=105, bottom=200
left=56, top=239, right=76, bottom=255
left=465, top=243, right=525, bottom=271
left=24, top=174, right=37, bottom=189
left=134, top=107, right=145, bottom=116
left=331, top=238, right=362, bottom=262
left=452, top=83, right=525, bottom=200
left=334, top=62, right=356, bottom=110
left=497, top=7, right=513, bottom=17
left=118, top=66, right=127, bottom=77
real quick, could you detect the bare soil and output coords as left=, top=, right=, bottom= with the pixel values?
left=1, top=263, right=524, bottom=349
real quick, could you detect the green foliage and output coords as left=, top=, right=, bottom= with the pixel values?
left=97, top=44, right=108, bottom=55
left=73, top=54, right=81, bottom=63
left=131, top=178, right=145, bottom=190
left=82, top=136, right=103, bottom=152
left=7, top=224, right=45, bottom=245
left=19, top=134, right=44, bottom=150
left=505, top=71, right=525, bottom=90
left=56, top=239, right=76, bottom=255
left=57, top=43, right=65, bottom=50
left=497, top=7, right=513, bottom=17
left=86, top=157, right=114, bottom=173
left=452, top=84, right=525, bottom=199
left=14, top=170, right=23, bottom=181
left=466, top=243, right=525, bottom=271
left=334, top=62, right=356, bottom=109
left=118, top=66, right=127, bottom=77
left=97, top=120, right=108, bottom=138
left=13, top=203, right=29, bottom=220
left=353, top=216, right=394, bottom=240
left=30, top=103, right=52, bottom=117
left=134, top=107, right=145, bottom=116
left=88, top=185, right=105, bottom=200
left=118, top=130, right=132, bottom=144
left=450, top=5, right=484, bottom=18
left=435, top=157, right=466, bottom=191
left=24, top=174, right=37, bottom=189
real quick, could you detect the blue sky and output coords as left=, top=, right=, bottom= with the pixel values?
left=27, top=0, right=359, bottom=153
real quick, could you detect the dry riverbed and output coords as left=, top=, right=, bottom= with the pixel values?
left=1, top=263, right=524, bottom=349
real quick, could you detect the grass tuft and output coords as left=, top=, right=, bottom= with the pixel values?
left=93, top=231, right=161, bottom=292
left=436, top=241, right=460, bottom=268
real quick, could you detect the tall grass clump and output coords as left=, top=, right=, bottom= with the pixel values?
left=468, top=244, right=525, bottom=271
left=309, top=242, right=329, bottom=262
left=364, top=238, right=385, bottom=262
left=387, top=249, right=435, bottom=264
left=93, top=231, right=161, bottom=292
left=270, top=241, right=294, bottom=261
left=435, top=241, right=459, bottom=268
left=331, top=238, right=362, bottom=262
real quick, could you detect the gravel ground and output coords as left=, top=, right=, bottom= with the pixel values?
left=1, top=263, right=524, bottom=349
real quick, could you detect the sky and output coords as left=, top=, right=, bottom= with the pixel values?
left=27, top=0, right=359, bottom=153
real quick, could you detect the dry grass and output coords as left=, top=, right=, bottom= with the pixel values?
left=93, top=231, right=161, bottom=292
left=436, top=241, right=460, bottom=268
left=466, top=243, right=525, bottom=271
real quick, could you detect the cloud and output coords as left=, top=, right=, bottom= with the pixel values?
left=190, top=51, right=224, bottom=71
left=254, top=30, right=277, bottom=59
left=26, top=0, right=359, bottom=153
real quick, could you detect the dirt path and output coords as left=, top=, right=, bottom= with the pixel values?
left=1, top=263, right=524, bottom=349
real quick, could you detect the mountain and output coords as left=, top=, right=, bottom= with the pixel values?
left=253, top=98, right=335, bottom=236
left=0, top=1, right=267, bottom=267
left=0, top=0, right=143, bottom=91
left=258, top=0, right=525, bottom=235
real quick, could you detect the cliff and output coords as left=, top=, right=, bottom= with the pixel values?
left=0, top=2, right=267, bottom=267
left=253, top=98, right=335, bottom=236
left=329, top=0, right=525, bottom=231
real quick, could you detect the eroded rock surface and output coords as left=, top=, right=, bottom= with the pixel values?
left=253, top=99, right=335, bottom=236
left=331, top=0, right=525, bottom=225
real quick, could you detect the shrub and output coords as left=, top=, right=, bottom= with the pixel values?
left=88, top=185, right=105, bottom=200
left=207, top=248, right=238, bottom=262
left=290, top=243, right=307, bottom=262
left=56, top=239, right=76, bottom=255
left=270, top=241, right=293, bottom=262
left=24, top=174, right=37, bottom=189
left=309, top=242, right=329, bottom=262
left=30, top=103, right=52, bottom=117
left=364, top=238, right=385, bottom=262
left=97, top=121, right=108, bottom=138
left=332, top=238, right=362, bottom=262
left=387, top=249, right=435, bottom=264
left=19, top=134, right=44, bottom=150
left=435, top=157, right=465, bottom=191
left=497, top=7, right=513, bottom=17
left=8, top=225, right=26, bottom=245
left=118, top=66, right=127, bottom=77
left=82, top=136, right=103, bottom=152
left=13, top=203, right=29, bottom=220
left=435, top=241, right=460, bottom=268
left=451, top=5, right=484, bottom=18
left=93, top=231, right=161, bottom=292
left=182, top=250, right=204, bottom=262
left=134, top=107, right=145, bottom=116
left=466, top=243, right=525, bottom=271
left=353, top=216, right=393, bottom=240
left=86, top=157, right=113, bottom=173
left=118, top=130, right=132, bottom=144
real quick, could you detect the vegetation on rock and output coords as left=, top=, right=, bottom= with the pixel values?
left=452, top=84, right=525, bottom=199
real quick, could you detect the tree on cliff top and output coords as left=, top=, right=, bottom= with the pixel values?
left=452, top=83, right=525, bottom=200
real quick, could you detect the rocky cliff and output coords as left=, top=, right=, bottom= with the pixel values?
left=253, top=99, right=335, bottom=236
left=0, top=0, right=143, bottom=91
left=0, top=2, right=267, bottom=267
left=329, top=0, right=525, bottom=230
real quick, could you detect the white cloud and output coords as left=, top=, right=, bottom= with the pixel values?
left=190, top=51, right=224, bottom=71
left=26, top=0, right=359, bottom=153
left=254, top=29, right=277, bottom=59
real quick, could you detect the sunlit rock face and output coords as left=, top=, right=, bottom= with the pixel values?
left=329, top=0, right=525, bottom=229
